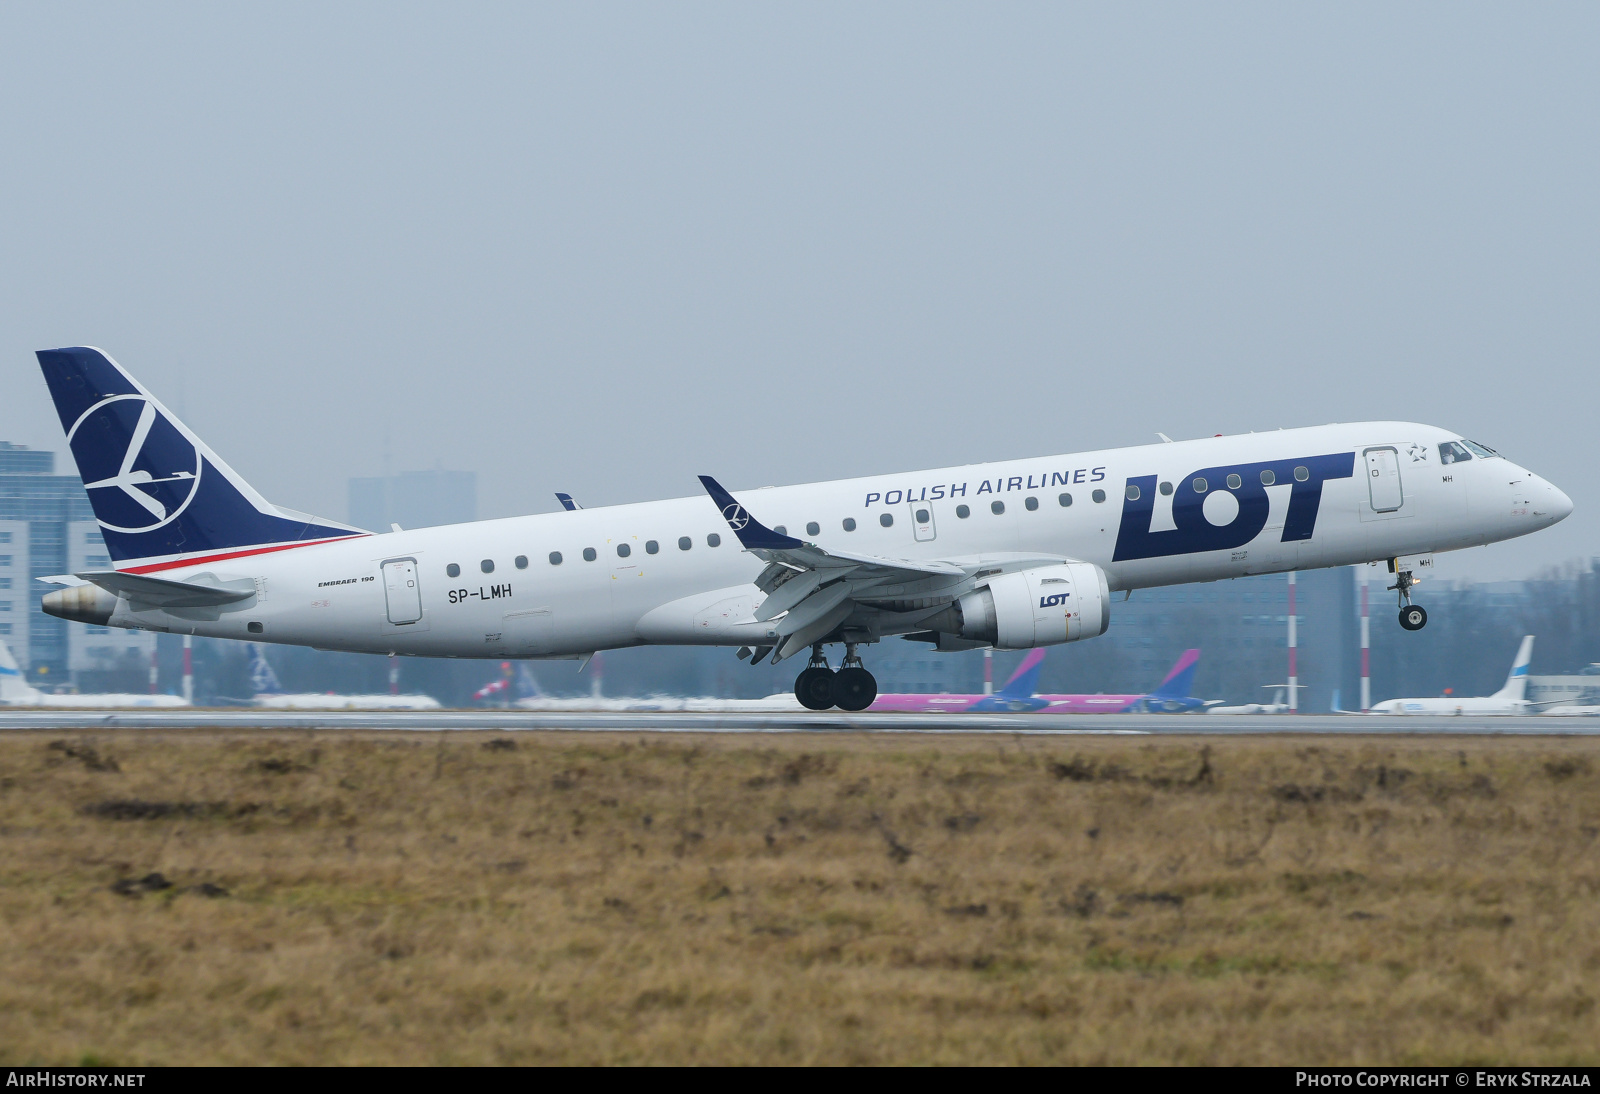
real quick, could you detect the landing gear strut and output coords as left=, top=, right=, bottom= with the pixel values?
left=792, top=642, right=878, bottom=711
left=1388, top=560, right=1428, bottom=631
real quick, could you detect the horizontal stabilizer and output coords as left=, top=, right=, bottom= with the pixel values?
left=77, top=569, right=257, bottom=608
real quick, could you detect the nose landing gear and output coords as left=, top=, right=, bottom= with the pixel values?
left=1389, top=561, right=1428, bottom=631
left=792, top=642, right=878, bottom=711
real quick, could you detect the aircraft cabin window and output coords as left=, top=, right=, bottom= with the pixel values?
left=1092, top=489, right=1106, bottom=503
left=446, top=563, right=461, bottom=578
left=248, top=621, right=264, bottom=634
left=515, top=555, right=528, bottom=569
left=1260, top=469, right=1275, bottom=486
left=1159, top=481, right=1173, bottom=495
left=916, top=508, right=931, bottom=522
left=549, top=551, right=563, bottom=565
left=1226, top=473, right=1242, bottom=490
left=955, top=505, right=970, bottom=519
left=1439, top=441, right=1473, bottom=465
left=1294, top=466, right=1309, bottom=482
left=481, top=559, right=495, bottom=574
left=774, top=526, right=786, bottom=536
left=880, top=513, right=894, bottom=527
left=806, top=522, right=820, bottom=536
left=1125, top=485, right=1140, bottom=501
left=990, top=500, right=1005, bottom=515
left=843, top=518, right=857, bottom=531
left=1058, top=493, right=1072, bottom=507
left=582, top=547, right=597, bottom=562
left=645, top=540, right=659, bottom=554
left=678, top=536, right=692, bottom=551
left=617, top=543, right=631, bottom=558
left=1193, top=477, right=1208, bottom=493
left=708, top=533, right=721, bottom=547
left=1024, top=497, right=1038, bottom=511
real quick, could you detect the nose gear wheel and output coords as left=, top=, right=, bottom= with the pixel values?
left=1387, top=559, right=1427, bottom=630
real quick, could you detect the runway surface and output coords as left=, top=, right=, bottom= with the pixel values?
left=1, top=710, right=1599, bottom=734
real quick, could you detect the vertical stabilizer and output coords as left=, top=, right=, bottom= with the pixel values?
left=0, top=641, right=40, bottom=702
left=1496, top=636, right=1535, bottom=702
left=35, top=347, right=367, bottom=570
left=996, top=649, right=1047, bottom=700
left=1147, top=649, right=1201, bottom=701
left=248, top=644, right=283, bottom=696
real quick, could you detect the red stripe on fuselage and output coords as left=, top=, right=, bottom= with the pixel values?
left=120, top=535, right=371, bottom=574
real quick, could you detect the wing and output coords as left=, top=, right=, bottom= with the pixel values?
left=699, top=475, right=1067, bottom=663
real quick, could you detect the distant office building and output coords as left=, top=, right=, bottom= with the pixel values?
left=349, top=470, right=477, bottom=531
left=0, top=442, right=153, bottom=681
left=1526, top=669, right=1600, bottom=710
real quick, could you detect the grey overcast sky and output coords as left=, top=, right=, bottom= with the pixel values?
left=2, top=3, right=1595, bottom=581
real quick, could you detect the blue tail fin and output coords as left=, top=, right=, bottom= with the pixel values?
left=36, top=348, right=366, bottom=570
left=997, top=649, right=1047, bottom=700
left=1148, top=649, right=1200, bottom=700
left=248, top=644, right=283, bottom=695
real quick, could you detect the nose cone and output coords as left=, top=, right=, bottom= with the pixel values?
left=1542, top=479, right=1574, bottom=525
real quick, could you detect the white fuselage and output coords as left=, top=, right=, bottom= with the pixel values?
left=0, top=692, right=190, bottom=709
left=97, top=422, right=1570, bottom=659
left=1367, top=696, right=1529, bottom=716
left=251, top=694, right=443, bottom=710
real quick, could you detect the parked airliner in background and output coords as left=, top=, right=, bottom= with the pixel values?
left=36, top=348, right=1572, bottom=711
left=870, top=648, right=1212, bottom=713
left=1208, top=685, right=1298, bottom=715
left=0, top=640, right=189, bottom=708
left=1368, top=636, right=1535, bottom=715
left=245, top=644, right=441, bottom=710
left=870, top=648, right=1055, bottom=712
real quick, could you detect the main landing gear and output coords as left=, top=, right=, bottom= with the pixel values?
left=1389, top=560, right=1428, bottom=631
left=794, top=642, right=878, bottom=712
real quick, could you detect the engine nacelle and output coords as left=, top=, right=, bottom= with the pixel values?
left=938, top=563, right=1110, bottom=649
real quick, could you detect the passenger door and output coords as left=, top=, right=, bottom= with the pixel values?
left=382, top=558, right=423, bottom=624
left=1364, top=447, right=1404, bottom=513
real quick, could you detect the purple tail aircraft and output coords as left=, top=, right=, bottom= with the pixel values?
left=870, top=648, right=1208, bottom=713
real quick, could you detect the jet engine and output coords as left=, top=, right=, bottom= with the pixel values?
left=925, top=563, right=1110, bottom=649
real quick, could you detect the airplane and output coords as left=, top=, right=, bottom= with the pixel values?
left=34, top=347, right=1573, bottom=712
left=870, top=648, right=1212, bottom=713
left=1207, top=684, right=1300, bottom=715
left=1367, top=635, right=1534, bottom=715
left=0, top=639, right=189, bottom=707
left=245, top=643, right=442, bottom=710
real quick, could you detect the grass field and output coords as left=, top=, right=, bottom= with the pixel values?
left=0, top=729, right=1597, bottom=1065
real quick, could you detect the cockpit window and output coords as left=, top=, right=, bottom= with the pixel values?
left=1438, top=441, right=1473, bottom=465
left=1461, top=439, right=1499, bottom=458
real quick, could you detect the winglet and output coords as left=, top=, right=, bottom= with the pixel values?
left=555, top=492, right=581, bottom=512
left=698, top=476, right=806, bottom=550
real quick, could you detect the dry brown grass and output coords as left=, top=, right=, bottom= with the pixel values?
left=0, top=729, right=1597, bottom=1065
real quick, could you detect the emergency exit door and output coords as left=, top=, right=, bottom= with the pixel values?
left=1364, top=447, right=1404, bottom=513
left=909, top=502, right=937, bottom=542
left=383, top=559, right=423, bottom=624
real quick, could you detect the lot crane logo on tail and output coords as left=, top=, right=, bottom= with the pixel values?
left=67, top=394, right=202, bottom=533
